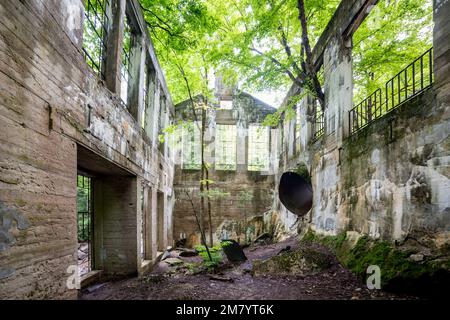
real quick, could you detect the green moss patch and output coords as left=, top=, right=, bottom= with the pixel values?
left=301, top=229, right=450, bottom=297
left=252, top=246, right=333, bottom=277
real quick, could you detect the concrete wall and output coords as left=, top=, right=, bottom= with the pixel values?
left=172, top=91, right=278, bottom=247
left=0, top=0, right=174, bottom=299
left=276, top=0, right=450, bottom=254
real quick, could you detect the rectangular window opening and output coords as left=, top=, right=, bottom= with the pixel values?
left=219, top=100, right=233, bottom=110
left=295, top=105, right=301, bottom=152
left=141, top=64, right=149, bottom=129
left=120, top=6, right=141, bottom=106
left=82, top=0, right=109, bottom=78
left=158, top=95, right=167, bottom=153
left=248, top=124, right=269, bottom=171
left=142, top=61, right=156, bottom=136
left=120, top=12, right=132, bottom=104
left=215, top=124, right=237, bottom=170
left=182, top=121, right=201, bottom=170
left=312, top=99, right=324, bottom=141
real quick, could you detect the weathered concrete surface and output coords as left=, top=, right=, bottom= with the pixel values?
left=0, top=0, right=174, bottom=299
left=275, top=0, right=450, bottom=256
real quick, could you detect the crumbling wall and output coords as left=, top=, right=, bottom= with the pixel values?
left=172, top=91, right=278, bottom=247
left=0, top=0, right=174, bottom=299
left=276, top=0, right=450, bottom=254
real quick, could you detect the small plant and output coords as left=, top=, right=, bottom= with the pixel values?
left=195, top=244, right=223, bottom=269
left=194, top=241, right=235, bottom=270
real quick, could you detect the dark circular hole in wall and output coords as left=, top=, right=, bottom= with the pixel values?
left=278, top=171, right=313, bottom=217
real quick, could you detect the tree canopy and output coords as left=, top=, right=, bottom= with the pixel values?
left=140, top=0, right=433, bottom=110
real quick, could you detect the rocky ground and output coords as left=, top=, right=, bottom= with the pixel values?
left=78, top=242, right=90, bottom=276
left=80, top=236, right=418, bottom=300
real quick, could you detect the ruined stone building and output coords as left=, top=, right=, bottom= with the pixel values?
left=274, top=0, right=450, bottom=251
left=0, top=0, right=449, bottom=300
left=0, top=0, right=175, bottom=298
left=172, top=78, right=278, bottom=247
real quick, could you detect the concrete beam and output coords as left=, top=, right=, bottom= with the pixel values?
left=433, top=0, right=450, bottom=104
left=311, top=0, right=377, bottom=68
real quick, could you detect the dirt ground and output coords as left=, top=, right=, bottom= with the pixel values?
left=80, top=236, right=418, bottom=300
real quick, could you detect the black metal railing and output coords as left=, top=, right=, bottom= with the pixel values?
left=77, top=174, right=93, bottom=275
left=82, top=0, right=109, bottom=78
left=349, top=47, right=433, bottom=135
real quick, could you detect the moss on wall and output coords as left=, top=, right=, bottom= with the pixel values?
left=301, top=229, right=450, bottom=297
left=294, top=162, right=311, bottom=185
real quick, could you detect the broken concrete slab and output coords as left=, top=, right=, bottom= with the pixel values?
left=221, top=239, right=247, bottom=262
left=161, top=251, right=172, bottom=261
left=252, top=246, right=333, bottom=277
left=208, top=274, right=234, bottom=282
left=164, top=258, right=184, bottom=266
left=179, top=250, right=198, bottom=257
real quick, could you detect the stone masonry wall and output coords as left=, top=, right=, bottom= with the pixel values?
left=276, top=0, right=450, bottom=253
left=172, top=91, right=278, bottom=247
left=0, top=0, right=174, bottom=299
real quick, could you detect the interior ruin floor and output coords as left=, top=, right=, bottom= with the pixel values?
left=80, top=237, right=418, bottom=300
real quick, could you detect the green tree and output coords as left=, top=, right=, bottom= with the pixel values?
left=352, top=0, right=433, bottom=103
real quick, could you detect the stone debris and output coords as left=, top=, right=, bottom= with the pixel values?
left=277, top=245, right=291, bottom=255
left=221, top=239, right=247, bottom=262
left=161, top=250, right=171, bottom=261
left=208, top=274, right=234, bottom=282
left=85, top=283, right=106, bottom=293
left=254, top=233, right=272, bottom=244
left=164, top=258, right=184, bottom=266
left=179, top=250, right=198, bottom=257
left=78, top=242, right=90, bottom=276
left=409, top=253, right=424, bottom=262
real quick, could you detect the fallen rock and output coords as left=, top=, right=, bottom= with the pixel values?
left=254, top=233, right=272, bottom=244
left=209, top=275, right=234, bottom=282
left=179, top=250, right=198, bottom=257
left=85, top=283, right=106, bottom=293
left=277, top=245, right=291, bottom=255
left=221, top=239, right=247, bottom=262
left=409, top=253, right=424, bottom=262
left=161, top=250, right=171, bottom=261
left=241, top=262, right=253, bottom=273
left=252, top=246, right=333, bottom=277
left=175, top=238, right=187, bottom=247
left=164, top=257, right=184, bottom=266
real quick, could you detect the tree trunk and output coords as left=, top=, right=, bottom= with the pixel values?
left=297, top=0, right=325, bottom=110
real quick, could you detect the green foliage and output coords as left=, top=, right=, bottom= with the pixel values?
left=199, top=188, right=230, bottom=200
left=76, top=176, right=91, bottom=242
left=262, top=91, right=307, bottom=127
left=141, top=0, right=219, bottom=104
left=140, top=0, right=340, bottom=105
left=352, top=0, right=433, bottom=103
left=301, top=229, right=450, bottom=291
left=195, top=244, right=224, bottom=269
left=294, top=163, right=311, bottom=185
left=139, top=0, right=433, bottom=137
left=220, top=240, right=234, bottom=247
left=238, top=190, right=253, bottom=203
left=210, top=0, right=340, bottom=93
left=200, top=179, right=215, bottom=186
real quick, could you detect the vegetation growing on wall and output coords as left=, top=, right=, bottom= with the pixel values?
left=301, top=229, right=450, bottom=297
